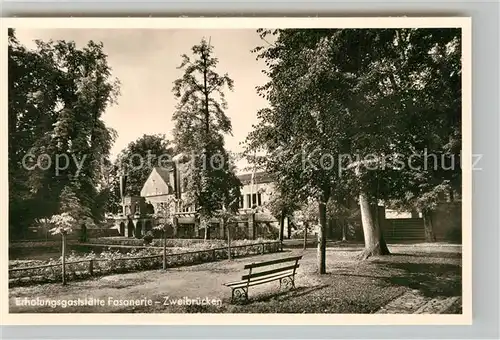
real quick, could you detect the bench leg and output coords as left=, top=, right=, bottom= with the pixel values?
left=231, top=287, right=248, bottom=304
left=279, top=276, right=295, bottom=290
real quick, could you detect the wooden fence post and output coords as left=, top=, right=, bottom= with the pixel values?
left=261, top=243, right=265, bottom=255
left=162, top=229, right=167, bottom=271
left=88, top=259, right=94, bottom=276
left=61, top=233, right=66, bottom=285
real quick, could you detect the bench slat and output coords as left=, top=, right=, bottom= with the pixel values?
left=225, top=270, right=293, bottom=287
left=224, top=271, right=294, bottom=288
left=242, top=264, right=299, bottom=280
left=243, top=255, right=302, bottom=270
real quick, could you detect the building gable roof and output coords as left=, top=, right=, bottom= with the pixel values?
left=154, top=166, right=172, bottom=186
left=140, top=166, right=174, bottom=197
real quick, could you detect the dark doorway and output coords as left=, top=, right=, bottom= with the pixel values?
left=135, top=222, right=142, bottom=239
left=145, top=220, right=153, bottom=233
left=127, top=220, right=135, bottom=238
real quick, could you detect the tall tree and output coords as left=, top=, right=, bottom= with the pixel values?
left=247, top=29, right=351, bottom=272
left=8, top=29, right=120, bottom=237
left=8, top=29, right=60, bottom=237
left=172, top=38, right=242, bottom=239
left=248, top=28, right=461, bottom=260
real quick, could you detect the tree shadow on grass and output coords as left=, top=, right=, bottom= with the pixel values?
left=386, top=252, right=462, bottom=259
left=331, top=258, right=461, bottom=299
left=226, top=284, right=329, bottom=306
left=375, top=261, right=462, bottom=298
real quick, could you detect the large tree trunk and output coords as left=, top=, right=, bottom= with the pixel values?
left=372, top=203, right=390, bottom=254
left=423, top=210, right=436, bottom=242
left=358, top=192, right=390, bottom=260
left=317, top=198, right=327, bottom=274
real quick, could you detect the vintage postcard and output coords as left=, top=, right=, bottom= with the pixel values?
left=1, top=17, right=472, bottom=325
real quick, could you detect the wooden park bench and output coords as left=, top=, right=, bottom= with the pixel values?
left=223, top=255, right=302, bottom=303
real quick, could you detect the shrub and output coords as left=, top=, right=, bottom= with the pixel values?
left=143, top=231, right=154, bottom=245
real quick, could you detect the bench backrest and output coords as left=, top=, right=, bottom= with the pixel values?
left=241, top=255, right=302, bottom=281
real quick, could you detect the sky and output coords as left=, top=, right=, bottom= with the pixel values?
left=14, top=28, right=270, bottom=171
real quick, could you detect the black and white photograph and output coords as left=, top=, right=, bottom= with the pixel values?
left=4, top=18, right=471, bottom=323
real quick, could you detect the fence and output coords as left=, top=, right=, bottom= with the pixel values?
left=9, top=241, right=282, bottom=287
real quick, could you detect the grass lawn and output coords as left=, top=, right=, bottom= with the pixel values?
left=9, top=244, right=462, bottom=314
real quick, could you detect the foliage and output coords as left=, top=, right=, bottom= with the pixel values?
left=59, top=185, right=95, bottom=227
left=293, top=199, right=319, bottom=227
left=47, top=212, right=76, bottom=235
left=264, top=186, right=301, bottom=221
left=8, top=29, right=120, bottom=237
left=246, top=28, right=462, bottom=253
left=171, top=38, right=242, bottom=224
left=143, top=231, right=155, bottom=245
left=249, top=28, right=460, bottom=203
left=113, top=134, right=173, bottom=199
left=152, top=197, right=177, bottom=231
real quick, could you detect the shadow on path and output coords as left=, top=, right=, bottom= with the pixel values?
left=376, top=262, right=461, bottom=297
left=241, top=284, right=330, bottom=305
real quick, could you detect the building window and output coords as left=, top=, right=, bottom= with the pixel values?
left=181, top=204, right=195, bottom=213
left=248, top=193, right=263, bottom=208
left=239, top=195, right=244, bottom=209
